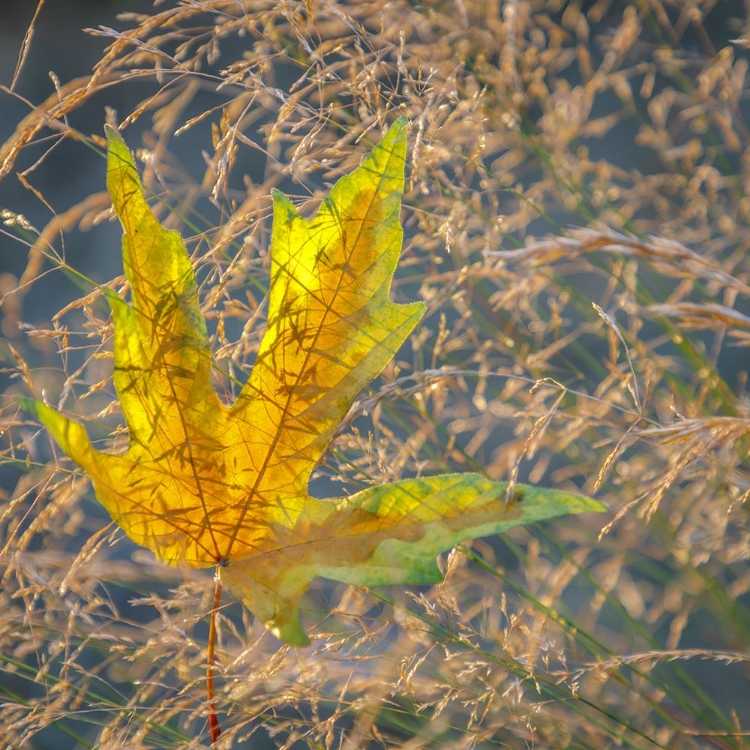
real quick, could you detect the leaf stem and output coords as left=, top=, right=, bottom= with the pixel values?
left=208, top=570, right=222, bottom=744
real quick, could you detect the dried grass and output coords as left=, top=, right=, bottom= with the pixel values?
left=1, top=0, right=749, bottom=747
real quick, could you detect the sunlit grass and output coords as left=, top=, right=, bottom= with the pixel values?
left=1, top=1, right=749, bottom=747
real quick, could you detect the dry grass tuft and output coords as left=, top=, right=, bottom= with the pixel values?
left=1, top=0, right=749, bottom=747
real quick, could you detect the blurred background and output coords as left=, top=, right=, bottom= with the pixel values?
left=2, top=1, right=750, bottom=748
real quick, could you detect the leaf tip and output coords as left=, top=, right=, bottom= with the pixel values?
left=104, top=124, right=128, bottom=158
left=271, top=187, right=299, bottom=219
left=16, top=396, right=97, bottom=467
left=381, top=116, right=409, bottom=148
left=268, top=620, right=311, bottom=647
left=386, top=114, right=408, bottom=131
left=105, top=124, right=136, bottom=182
left=15, top=396, right=40, bottom=419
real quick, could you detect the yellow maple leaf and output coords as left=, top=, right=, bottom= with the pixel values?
left=22, top=119, right=603, bottom=645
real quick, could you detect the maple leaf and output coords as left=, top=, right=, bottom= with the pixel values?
left=22, top=119, right=604, bottom=646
